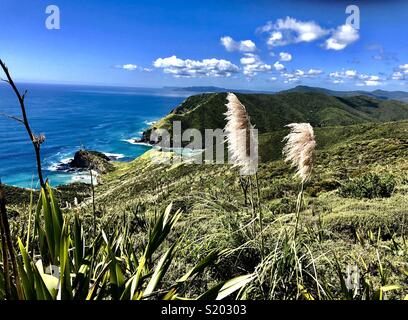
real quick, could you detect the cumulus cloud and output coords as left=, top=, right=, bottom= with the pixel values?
left=153, top=55, right=239, bottom=78
left=281, top=72, right=301, bottom=83
left=260, top=17, right=359, bottom=51
left=220, top=36, right=257, bottom=52
left=260, top=17, right=329, bottom=47
left=281, top=68, right=323, bottom=83
left=325, top=24, right=359, bottom=50
left=330, top=69, right=383, bottom=86
left=329, top=69, right=358, bottom=81
left=392, top=71, right=405, bottom=80
left=122, top=64, right=138, bottom=70
left=392, top=64, right=408, bottom=80
left=357, top=74, right=383, bottom=86
left=116, top=64, right=152, bottom=72
left=273, top=61, right=285, bottom=71
left=307, top=68, right=323, bottom=76
left=240, top=53, right=271, bottom=77
left=279, top=52, right=292, bottom=61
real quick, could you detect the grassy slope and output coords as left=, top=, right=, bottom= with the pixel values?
left=87, top=119, right=408, bottom=297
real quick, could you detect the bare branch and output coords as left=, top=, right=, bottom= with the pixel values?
left=21, top=89, right=28, bottom=101
left=0, top=59, right=46, bottom=189
left=0, top=112, right=24, bottom=124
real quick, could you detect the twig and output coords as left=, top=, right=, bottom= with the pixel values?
left=0, top=112, right=24, bottom=124
left=0, top=59, right=46, bottom=189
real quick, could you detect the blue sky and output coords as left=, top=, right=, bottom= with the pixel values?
left=1, top=0, right=407, bottom=90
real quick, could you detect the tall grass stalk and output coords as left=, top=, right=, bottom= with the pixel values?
left=90, top=169, right=96, bottom=238
left=224, top=93, right=264, bottom=256
left=282, top=123, right=316, bottom=239
left=294, top=181, right=304, bottom=239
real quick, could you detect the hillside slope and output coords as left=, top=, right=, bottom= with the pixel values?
left=142, top=92, right=408, bottom=157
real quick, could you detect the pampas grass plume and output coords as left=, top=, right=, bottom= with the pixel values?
left=224, top=93, right=258, bottom=175
left=282, top=123, right=316, bottom=183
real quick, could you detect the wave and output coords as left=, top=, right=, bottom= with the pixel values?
left=102, top=152, right=125, bottom=160
left=144, top=120, right=156, bottom=126
left=122, top=138, right=152, bottom=147
left=47, top=157, right=74, bottom=172
left=69, top=170, right=99, bottom=185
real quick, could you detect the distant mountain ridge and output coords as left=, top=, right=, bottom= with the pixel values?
left=163, top=85, right=408, bottom=102
left=164, top=86, right=274, bottom=94
left=282, top=85, right=408, bottom=102
left=141, top=91, right=408, bottom=148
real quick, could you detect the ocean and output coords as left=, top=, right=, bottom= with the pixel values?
left=0, top=83, right=188, bottom=188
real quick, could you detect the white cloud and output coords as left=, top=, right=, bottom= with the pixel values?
left=267, top=32, right=283, bottom=46
left=260, top=17, right=359, bottom=51
left=392, top=64, right=408, bottom=80
left=240, top=53, right=271, bottom=77
left=122, top=64, right=138, bottom=70
left=273, top=61, right=285, bottom=71
left=358, top=75, right=382, bottom=86
left=330, top=69, right=383, bottom=86
left=282, top=73, right=301, bottom=84
left=260, top=17, right=329, bottom=47
left=345, top=69, right=357, bottom=77
left=116, top=64, right=152, bottom=72
left=307, top=68, right=323, bottom=75
left=280, top=68, right=323, bottom=83
left=220, top=36, right=257, bottom=52
left=279, top=52, right=292, bottom=61
left=153, top=55, right=239, bottom=78
left=392, top=71, right=404, bottom=80
left=399, top=64, right=408, bottom=72
left=329, top=69, right=358, bottom=81
left=294, top=69, right=305, bottom=76
left=284, top=78, right=301, bottom=84
left=364, top=80, right=381, bottom=86
left=325, top=24, right=359, bottom=50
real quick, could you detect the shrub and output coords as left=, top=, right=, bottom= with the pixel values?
left=338, top=173, right=396, bottom=199
left=267, top=197, right=297, bottom=215
left=307, top=178, right=341, bottom=197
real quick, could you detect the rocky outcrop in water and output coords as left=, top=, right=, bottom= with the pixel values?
left=69, top=150, right=115, bottom=174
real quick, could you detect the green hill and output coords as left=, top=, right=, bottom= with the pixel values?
left=142, top=92, right=408, bottom=161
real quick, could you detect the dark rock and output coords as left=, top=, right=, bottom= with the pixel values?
left=69, top=150, right=114, bottom=174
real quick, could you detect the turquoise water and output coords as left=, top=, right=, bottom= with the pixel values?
left=0, top=83, right=187, bottom=188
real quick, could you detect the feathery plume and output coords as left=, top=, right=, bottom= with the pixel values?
left=224, top=93, right=258, bottom=175
left=282, top=123, right=316, bottom=183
